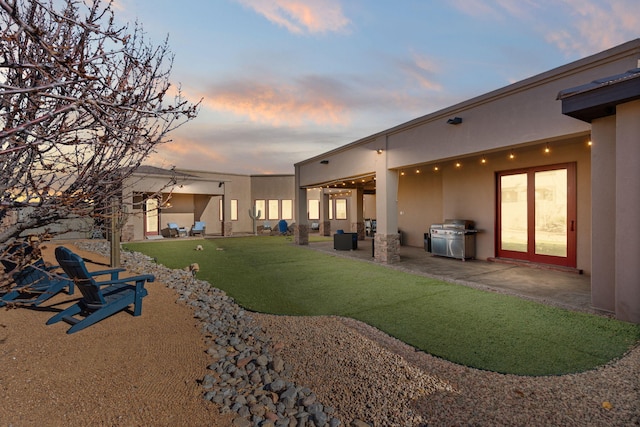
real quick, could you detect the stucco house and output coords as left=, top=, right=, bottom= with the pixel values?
left=293, top=39, right=640, bottom=324
left=120, top=166, right=295, bottom=241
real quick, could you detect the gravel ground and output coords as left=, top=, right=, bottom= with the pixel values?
left=256, top=314, right=640, bottom=426
left=2, top=240, right=638, bottom=426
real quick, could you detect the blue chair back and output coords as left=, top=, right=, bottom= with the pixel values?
left=55, top=247, right=105, bottom=306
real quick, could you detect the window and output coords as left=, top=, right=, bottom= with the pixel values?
left=219, top=198, right=223, bottom=221
left=329, top=200, right=333, bottom=220
left=254, top=200, right=266, bottom=220
left=335, top=199, right=347, bottom=220
left=268, top=199, right=279, bottom=220
left=231, top=199, right=238, bottom=221
left=281, top=199, right=292, bottom=220
left=308, top=199, right=320, bottom=220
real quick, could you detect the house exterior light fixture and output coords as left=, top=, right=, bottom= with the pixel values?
left=320, top=160, right=329, bottom=164
left=447, top=117, right=463, bottom=125
left=376, top=148, right=383, bottom=154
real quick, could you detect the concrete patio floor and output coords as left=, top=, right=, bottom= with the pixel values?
left=307, top=238, right=603, bottom=317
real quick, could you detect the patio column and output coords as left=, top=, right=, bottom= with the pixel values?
left=374, top=138, right=400, bottom=263
left=351, top=187, right=364, bottom=240
left=321, top=191, right=331, bottom=236
left=222, top=195, right=232, bottom=236
left=614, top=100, right=640, bottom=323
left=590, top=115, right=616, bottom=313
left=294, top=167, right=308, bottom=245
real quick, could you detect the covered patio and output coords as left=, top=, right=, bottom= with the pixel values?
left=307, top=239, right=594, bottom=315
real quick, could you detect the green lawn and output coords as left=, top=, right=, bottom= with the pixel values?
left=124, top=236, right=640, bottom=376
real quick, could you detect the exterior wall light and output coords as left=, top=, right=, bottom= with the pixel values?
left=447, top=117, right=463, bottom=125
left=320, top=160, right=329, bottom=164
left=376, top=149, right=383, bottom=154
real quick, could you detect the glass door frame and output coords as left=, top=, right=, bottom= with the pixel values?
left=144, top=197, right=160, bottom=237
left=496, top=162, right=577, bottom=268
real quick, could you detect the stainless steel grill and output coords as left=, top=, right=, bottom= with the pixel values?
left=429, top=219, right=477, bottom=260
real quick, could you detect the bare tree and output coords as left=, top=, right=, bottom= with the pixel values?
left=0, top=0, right=200, bottom=273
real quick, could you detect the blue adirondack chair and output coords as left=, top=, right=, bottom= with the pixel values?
left=1, top=243, right=73, bottom=307
left=191, top=221, right=206, bottom=236
left=47, top=247, right=154, bottom=334
left=277, top=219, right=288, bottom=234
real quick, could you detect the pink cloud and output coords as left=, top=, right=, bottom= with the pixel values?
left=547, top=0, right=640, bottom=56
left=450, top=0, right=639, bottom=57
left=235, top=0, right=350, bottom=34
left=147, top=137, right=228, bottom=170
left=203, top=80, right=350, bottom=126
left=403, top=52, right=443, bottom=91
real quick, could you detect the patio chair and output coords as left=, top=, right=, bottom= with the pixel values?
left=191, top=221, right=206, bottom=236
left=263, top=221, right=272, bottom=231
left=277, top=219, right=289, bottom=235
left=1, top=244, right=73, bottom=307
left=47, top=246, right=154, bottom=334
left=167, top=222, right=187, bottom=237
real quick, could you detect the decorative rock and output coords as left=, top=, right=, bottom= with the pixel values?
left=75, top=241, right=342, bottom=427
left=268, top=379, right=286, bottom=392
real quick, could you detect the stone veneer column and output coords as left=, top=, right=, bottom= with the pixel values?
left=352, top=221, right=365, bottom=240
left=319, top=220, right=331, bottom=237
left=294, top=223, right=308, bottom=245
left=321, top=192, right=331, bottom=236
left=373, top=136, right=400, bottom=264
left=223, top=221, right=233, bottom=236
left=351, top=187, right=364, bottom=240
left=374, top=233, right=400, bottom=263
left=293, top=166, right=309, bottom=246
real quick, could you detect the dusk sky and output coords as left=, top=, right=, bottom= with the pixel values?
left=116, top=0, right=639, bottom=175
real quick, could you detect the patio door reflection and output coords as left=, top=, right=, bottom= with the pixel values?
left=497, top=163, right=576, bottom=267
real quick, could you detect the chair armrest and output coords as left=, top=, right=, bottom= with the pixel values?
left=95, top=274, right=155, bottom=289
left=88, top=268, right=127, bottom=281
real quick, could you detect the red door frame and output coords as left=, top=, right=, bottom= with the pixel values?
left=496, top=162, right=577, bottom=268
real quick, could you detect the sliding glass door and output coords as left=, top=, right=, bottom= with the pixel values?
left=497, top=163, right=576, bottom=267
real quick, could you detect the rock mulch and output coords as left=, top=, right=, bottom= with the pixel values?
left=78, top=241, right=343, bottom=427
left=76, top=241, right=640, bottom=427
